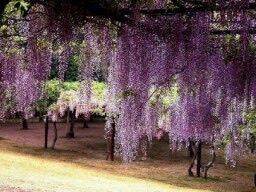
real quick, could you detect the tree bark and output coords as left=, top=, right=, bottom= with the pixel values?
left=89, top=114, right=93, bottom=122
left=106, top=119, right=115, bottom=161
left=202, top=146, right=216, bottom=179
left=110, top=121, right=115, bottom=161
left=188, top=141, right=196, bottom=176
left=65, top=110, right=70, bottom=134
left=21, top=117, right=28, bottom=130
left=254, top=173, right=256, bottom=187
left=188, top=140, right=202, bottom=177
left=188, top=139, right=194, bottom=157
left=66, top=110, right=75, bottom=138
left=250, top=134, right=255, bottom=153
left=51, top=122, right=57, bottom=149
left=44, top=116, right=48, bottom=148
left=38, top=111, right=43, bottom=123
left=83, top=120, right=89, bottom=128
left=196, top=141, right=202, bottom=177
left=83, top=115, right=89, bottom=128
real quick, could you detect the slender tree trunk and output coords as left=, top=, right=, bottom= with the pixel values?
left=38, top=111, right=43, bottom=123
left=83, top=120, right=89, bottom=128
left=44, top=116, right=48, bottom=148
left=188, top=141, right=196, bottom=176
left=83, top=115, right=89, bottom=128
left=51, top=122, right=58, bottom=149
left=110, top=121, right=115, bottom=161
left=106, top=119, right=116, bottom=161
left=65, top=110, right=70, bottom=134
left=188, top=140, right=202, bottom=177
left=188, top=139, right=194, bottom=157
left=250, top=134, right=255, bottom=153
left=202, top=145, right=216, bottom=179
left=196, top=141, right=202, bottom=177
left=90, top=114, right=93, bottom=122
left=254, top=174, right=256, bottom=187
left=66, top=110, right=75, bottom=138
left=21, top=117, right=28, bottom=130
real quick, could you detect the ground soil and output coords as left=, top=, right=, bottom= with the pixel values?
left=0, top=120, right=106, bottom=151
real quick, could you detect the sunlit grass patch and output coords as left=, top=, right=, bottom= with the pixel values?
left=0, top=150, right=212, bottom=192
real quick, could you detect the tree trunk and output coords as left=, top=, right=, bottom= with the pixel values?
left=188, top=139, right=194, bottom=157
left=65, top=110, right=70, bottom=134
left=188, top=141, right=196, bottom=176
left=89, top=115, right=93, bottom=122
left=250, top=134, right=255, bottom=153
left=254, top=173, right=256, bottom=187
left=106, top=119, right=116, bottom=161
left=110, top=121, right=115, bottom=161
left=83, top=120, right=89, bottom=128
left=66, top=110, right=75, bottom=138
left=202, top=145, right=216, bottom=179
left=51, top=122, right=58, bottom=149
left=38, top=111, right=43, bottom=123
left=83, top=115, right=89, bottom=128
left=188, top=140, right=202, bottom=177
left=21, top=117, right=28, bottom=130
left=196, top=141, right=202, bottom=177
left=44, top=116, right=48, bottom=148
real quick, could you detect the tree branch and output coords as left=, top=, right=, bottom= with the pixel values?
left=121, top=2, right=256, bottom=16
left=210, top=29, right=256, bottom=35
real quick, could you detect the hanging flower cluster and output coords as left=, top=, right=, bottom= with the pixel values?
left=106, top=1, right=256, bottom=164
left=47, top=88, right=106, bottom=122
left=106, top=16, right=187, bottom=162
left=77, top=23, right=113, bottom=116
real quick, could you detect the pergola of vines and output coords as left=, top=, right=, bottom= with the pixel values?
left=1, top=0, right=256, bottom=169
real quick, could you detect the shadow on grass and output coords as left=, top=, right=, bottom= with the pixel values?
left=0, top=130, right=255, bottom=192
left=4, top=143, right=229, bottom=192
left=10, top=141, right=107, bottom=161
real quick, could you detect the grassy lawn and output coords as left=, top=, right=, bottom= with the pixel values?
left=0, top=149, right=212, bottom=192
left=0, top=122, right=255, bottom=192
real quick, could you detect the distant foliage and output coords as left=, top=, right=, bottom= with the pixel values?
left=46, top=80, right=104, bottom=105
left=47, top=82, right=106, bottom=122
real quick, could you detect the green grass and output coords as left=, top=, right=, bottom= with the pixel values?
left=0, top=150, right=211, bottom=192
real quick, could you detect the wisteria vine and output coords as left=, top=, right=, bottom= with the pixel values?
left=1, top=0, right=256, bottom=165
